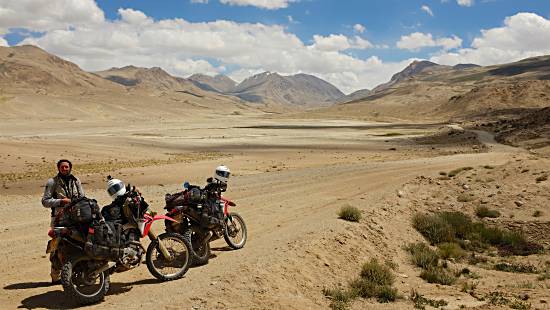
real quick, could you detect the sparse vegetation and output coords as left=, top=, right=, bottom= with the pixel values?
left=420, top=266, right=457, bottom=285
left=323, top=258, right=399, bottom=308
left=533, top=210, right=542, bottom=217
left=438, top=242, right=466, bottom=260
left=338, top=205, right=362, bottom=222
left=494, top=262, right=538, bottom=273
left=410, top=290, right=448, bottom=309
left=411, top=211, right=543, bottom=256
left=448, top=166, right=474, bottom=177
left=406, top=242, right=440, bottom=268
left=475, top=206, right=501, bottom=218
left=483, top=165, right=494, bottom=169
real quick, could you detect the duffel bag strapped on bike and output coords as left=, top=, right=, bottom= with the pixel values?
left=165, top=187, right=202, bottom=209
left=68, top=197, right=100, bottom=223
left=84, top=220, right=125, bottom=259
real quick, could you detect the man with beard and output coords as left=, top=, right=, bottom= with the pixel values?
left=41, top=159, right=85, bottom=283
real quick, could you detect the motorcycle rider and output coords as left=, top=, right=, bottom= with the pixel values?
left=41, top=159, right=85, bottom=283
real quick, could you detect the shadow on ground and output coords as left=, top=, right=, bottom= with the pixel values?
left=5, top=278, right=162, bottom=309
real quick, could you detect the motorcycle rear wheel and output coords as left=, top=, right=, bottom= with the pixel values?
left=146, top=232, right=191, bottom=281
left=60, top=258, right=110, bottom=305
left=182, top=228, right=211, bottom=266
left=224, top=212, right=247, bottom=249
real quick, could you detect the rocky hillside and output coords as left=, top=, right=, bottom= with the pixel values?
left=188, top=74, right=236, bottom=93
left=330, top=55, right=550, bottom=120
left=0, top=45, right=123, bottom=94
left=95, top=65, right=201, bottom=95
left=230, top=72, right=344, bottom=106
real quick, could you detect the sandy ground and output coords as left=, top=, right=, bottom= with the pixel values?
left=0, top=115, right=548, bottom=309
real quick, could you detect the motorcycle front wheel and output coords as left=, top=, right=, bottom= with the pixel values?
left=60, top=258, right=110, bottom=305
left=146, top=232, right=191, bottom=281
left=224, top=212, right=247, bottom=249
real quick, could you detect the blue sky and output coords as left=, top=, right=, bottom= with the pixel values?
left=1, top=0, right=550, bottom=93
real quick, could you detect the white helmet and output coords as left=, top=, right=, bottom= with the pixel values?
left=107, top=178, right=126, bottom=199
left=214, top=165, right=231, bottom=184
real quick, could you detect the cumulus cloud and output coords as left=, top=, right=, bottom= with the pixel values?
left=397, top=32, right=462, bottom=51
left=310, top=34, right=372, bottom=52
left=457, top=0, right=474, bottom=7
left=431, top=12, right=550, bottom=65
left=421, top=5, right=433, bottom=17
left=0, top=36, right=8, bottom=47
left=353, top=24, right=366, bottom=33
left=0, top=0, right=104, bottom=34
left=219, top=0, right=296, bottom=10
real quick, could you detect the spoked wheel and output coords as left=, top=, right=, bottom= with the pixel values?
left=146, top=232, right=191, bottom=281
left=60, top=258, right=110, bottom=305
left=182, top=228, right=211, bottom=266
left=224, top=212, right=247, bottom=249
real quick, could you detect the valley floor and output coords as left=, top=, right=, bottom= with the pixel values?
left=0, top=116, right=548, bottom=309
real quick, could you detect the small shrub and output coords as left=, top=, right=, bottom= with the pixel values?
left=412, top=214, right=454, bottom=244
left=509, top=300, right=531, bottom=310
left=494, top=262, right=538, bottom=273
left=533, top=210, right=542, bottom=217
left=475, top=206, right=501, bottom=218
left=448, top=167, right=473, bottom=177
left=537, top=271, right=550, bottom=281
left=406, top=242, right=440, bottom=269
left=467, top=253, right=488, bottom=265
left=323, top=287, right=353, bottom=310
left=487, top=291, right=510, bottom=306
left=438, top=242, right=466, bottom=260
left=410, top=290, right=448, bottom=309
left=360, top=259, right=395, bottom=286
left=483, top=165, right=494, bottom=169
left=439, top=171, right=447, bottom=176
left=338, top=205, right=362, bottom=222
left=420, top=267, right=457, bottom=285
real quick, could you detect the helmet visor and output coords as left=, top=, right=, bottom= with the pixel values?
left=216, top=170, right=230, bottom=179
left=108, top=182, right=125, bottom=196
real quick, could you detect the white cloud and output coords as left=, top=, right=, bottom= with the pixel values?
left=310, top=34, right=372, bottom=52
left=0, top=36, right=8, bottom=47
left=457, top=0, right=474, bottom=7
left=219, top=0, right=296, bottom=10
left=421, top=5, right=434, bottom=17
left=353, top=24, right=366, bottom=33
left=287, top=15, right=298, bottom=24
left=190, top=0, right=209, bottom=3
left=397, top=32, right=462, bottom=51
left=431, top=12, right=550, bottom=65
left=0, top=0, right=104, bottom=34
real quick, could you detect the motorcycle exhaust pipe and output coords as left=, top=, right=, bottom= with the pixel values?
left=92, top=261, right=116, bottom=278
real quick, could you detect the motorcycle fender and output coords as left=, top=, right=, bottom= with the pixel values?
left=46, top=238, right=59, bottom=254
left=153, top=214, right=179, bottom=223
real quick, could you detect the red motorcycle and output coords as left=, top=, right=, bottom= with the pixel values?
left=47, top=186, right=191, bottom=305
left=164, top=179, right=247, bottom=265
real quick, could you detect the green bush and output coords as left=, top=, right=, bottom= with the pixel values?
left=360, top=259, right=395, bottom=286
left=410, top=290, right=448, bottom=309
left=420, top=267, right=457, bottom=285
left=475, top=206, right=501, bottom=218
left=338, top=205, right=362, bottom=222
left=412, top=214, right=454, bottom=244
left=438, top=242, right=466, bottom=260
left=323, top=287, right=354, bottom=309
left=405, top=242, right=440, bottom=269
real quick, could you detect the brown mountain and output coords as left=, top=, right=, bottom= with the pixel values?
left=0, top=45, right=123, bottom=94
left=329, top=56, right=550, bottom=121
left=188, top=74, right=237, bottom=93
left=95, top=65, right=201, bottom=95
left=230, top=72, right=344, bottom=106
